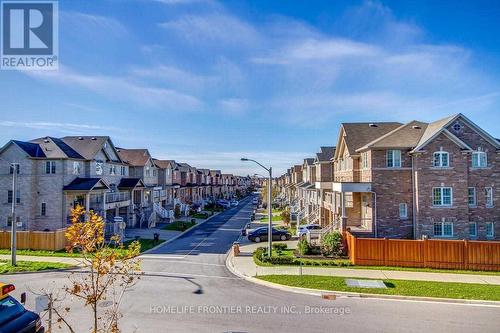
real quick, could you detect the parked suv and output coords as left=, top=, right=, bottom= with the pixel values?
left=298, top=224, right=322, bottom=239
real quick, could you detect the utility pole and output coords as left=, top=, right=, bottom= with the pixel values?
left=267, top=167, right=273, bottom=256
left=11, top=163, right=18, bottom=266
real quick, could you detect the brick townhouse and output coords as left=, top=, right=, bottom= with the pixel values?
left=281, top=114, right=499, bottom=241
left=0, top=136, right=247, bottom=232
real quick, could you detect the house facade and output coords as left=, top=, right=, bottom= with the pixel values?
left=280, top=114, right=499, bottom=241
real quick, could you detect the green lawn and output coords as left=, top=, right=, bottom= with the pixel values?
left=0, top=260, right=73, bottom=274
left=260, top=215, right=282, bottom=222
left=0, top=238, right=165, bottom=258
left=162, top=220, right=196, bottom=231
left=257, top=275, right=500, bottom=301
left=191, top=212, right=209, bottom=219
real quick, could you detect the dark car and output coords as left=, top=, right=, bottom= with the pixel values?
left=247, top=227, right=291, bottom=242
left=0, top=284, right=44, bottom=333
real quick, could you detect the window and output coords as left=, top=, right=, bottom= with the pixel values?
left=486, top=222, right=494, bottom=238
left=41, top=202, right=46, bottom=216
left=9, top=164, right=20, bottom=174
left=73, top=162, right=81, bottom=175
left=468, top=187, right=476, bottom=207
left=7, top=216, right=20, bottom=227
left=7, top=190, right=20, bottom=204
left=361, top=152, right=369, bottom=169
left=45, top=161, right=56, bottom=174
left=472, top=151, right=487, bottom=168
left=485, top=187, right=494, bottom=207
left=433, top=152, right=449, bottom=167
left=120, top=166, right=126, bottom=176
left=109, top=165, right=116, bottom=175
left=153, top=169, right=157, bottom=177
left=433, top=187, right=452, bottom=207
left=452, top=122, right=461, bottom=132
left=399, top=203, right=408, bottom=219
left=468, top=223, right=477, bottom=238
left=434, top=222, right=453, bottom=237
left=146, top=167, right=150, bottom=176
left=386, top=150, right=401, bottom=168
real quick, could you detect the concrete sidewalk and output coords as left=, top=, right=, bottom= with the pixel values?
left=230, top=241, right=500, bottom=285
left=0, top=254, right=83, bottom=266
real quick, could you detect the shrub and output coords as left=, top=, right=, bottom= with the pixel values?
left=321, top=231, right=345, bottom=257
left=297, top=238, right=311, bottom=256
left=272, top=243, right=287, bottom=251
left=174, top=204, right=181, bottom=219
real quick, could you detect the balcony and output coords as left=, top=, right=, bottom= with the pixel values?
left=105, top=191, right=131, bottom=210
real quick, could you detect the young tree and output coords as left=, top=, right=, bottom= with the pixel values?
left=64, top=205, right=142, bottom=333
left=174, top=203, right=182, bottom=219
left=280, top=208, right=291, bottom=226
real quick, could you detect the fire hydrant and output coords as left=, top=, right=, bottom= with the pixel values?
left=232, top=242, right=240, bottom=256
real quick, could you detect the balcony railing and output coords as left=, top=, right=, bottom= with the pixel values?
left=105, top=191, right=130, bottom=203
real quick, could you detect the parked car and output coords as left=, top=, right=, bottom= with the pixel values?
left=248, top=227, right=291, bottom=242
left=298, top=224, right=322, bottom=239
left=0, top=283, right=44, bottom=333
left=230, top=200, right=239, bottom=207
left=252, top=198, right=259, bottom=205
left=216, top=199, right=231, bottom=209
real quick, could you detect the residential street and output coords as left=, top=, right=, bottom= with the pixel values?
left=5, top=197, right=500, bottom=333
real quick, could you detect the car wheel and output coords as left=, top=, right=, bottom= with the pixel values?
left=254, top=236, right=261, bottom=243
left=280, top=235, right=287, bottom=241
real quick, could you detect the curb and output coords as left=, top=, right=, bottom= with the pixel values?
left=140, top=210, right=225, bottom=255
left=225, top=251, right=500, bottom=307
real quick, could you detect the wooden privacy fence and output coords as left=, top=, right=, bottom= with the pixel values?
left=344, top=232, right=500, bottom=271
left=0, top=229, right=68, bottom=251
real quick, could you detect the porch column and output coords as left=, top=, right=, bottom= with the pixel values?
left=103, top=191, right=107, bottom=221
left=319, top=189, right=324, bottom=226
left=85, top=193, right=90, bottom=214
left=341, top=191, right=347, bottom=231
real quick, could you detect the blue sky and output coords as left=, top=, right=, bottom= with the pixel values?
left=1, top=0, right=500, bottom=175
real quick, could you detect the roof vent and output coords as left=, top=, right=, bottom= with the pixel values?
left=91, top=137, right=96, bottom=140
left=78, top=137, right=83, bottom=140
left=369, top=123, right=378, bottom=128
left=412, top=125, right=421, bottom=129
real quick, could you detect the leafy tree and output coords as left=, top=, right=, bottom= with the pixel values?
left=64, top=205, right=141, bottom=332
left=280, top=208, right=291, bottom=226
left=174, top=203, right=182, bottom=219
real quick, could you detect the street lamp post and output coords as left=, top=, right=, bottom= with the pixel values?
left=241, top=158, right=273, bottom=257
left=10, top=163, right=18, bottom=266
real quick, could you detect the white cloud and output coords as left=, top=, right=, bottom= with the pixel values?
left=61, top=11, right=128, bottom=36
left=27, top=66, right=203, bottom=111
left=217, top=98, right=249, bottom=116
left=0, top=121, right=121, bottom=134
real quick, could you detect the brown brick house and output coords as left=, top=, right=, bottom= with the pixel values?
left=282, top=114, right=499, bottom=240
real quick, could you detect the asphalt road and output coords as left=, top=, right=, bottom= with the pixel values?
left=6, top=196, right=500, bottom=333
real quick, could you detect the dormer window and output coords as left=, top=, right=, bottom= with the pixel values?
left=472, top=151, right=487, bottom=168
left=433, top=152, right=449, bottom=167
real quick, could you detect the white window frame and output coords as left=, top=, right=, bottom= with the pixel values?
left=434, top=222, right=453, bottom=237
left=468, top=222, right=477, bottom=238
left=41, top=202, right=46, bottom=216
left=45, top=161, right=56, bottom=174
left=120, top=166, right=126, bottom=176
left=472, top=151, right=487, bottom=168
left=433, top=151, right=449, bottom=167
left=9, top=164, right=20, bottom=174
left=386, top=150, right=401, bottom=168
left=361, top=152, right=369, bottom=169
left=73, top=161, right=80, bottom=175
left=468, top=187, right=476, bottom=207
left=432, top=187, right=453, bottom=207
left=486, top=222, right=494, bottom=238
left=399, top=203, right=408, bottom=219
left=109, top=165, right=116, bottom=175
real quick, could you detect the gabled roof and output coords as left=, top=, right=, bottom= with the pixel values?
left=118, top=178, right=145, bottom=190
left=116, top=148, right=152, bottom=166
left=210, top=170, right=221, bottom=176
left=303, top=158, right=315, bottom=166
left=7, top=140, right=46, bottom=158
left=62, top=136, right=120, bottom=162
left=177, top=162, right=194, bottom=172
left=411, top=113, right=500, bottom=153
left=153, top=159, right=176, bottom=169
left=63, top=178, right=109, bottom=191
left=334, top=122, right=402, bottom=159
left=315, top=146, right=335, bottom=162
left=356, top=121, right=428, bottom=152
left=30, top=137, right=84, bottom=159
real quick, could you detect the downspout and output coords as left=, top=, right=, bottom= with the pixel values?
left=371, top=191, right=377, bottom=238
left=411, top=154, right=417, bottom=239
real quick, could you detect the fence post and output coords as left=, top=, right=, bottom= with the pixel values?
left=423, top=238, right=428, bottom=268
left=383, top=238, right=388, bottom=266
left=463, top=239, right=468, bottom=270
